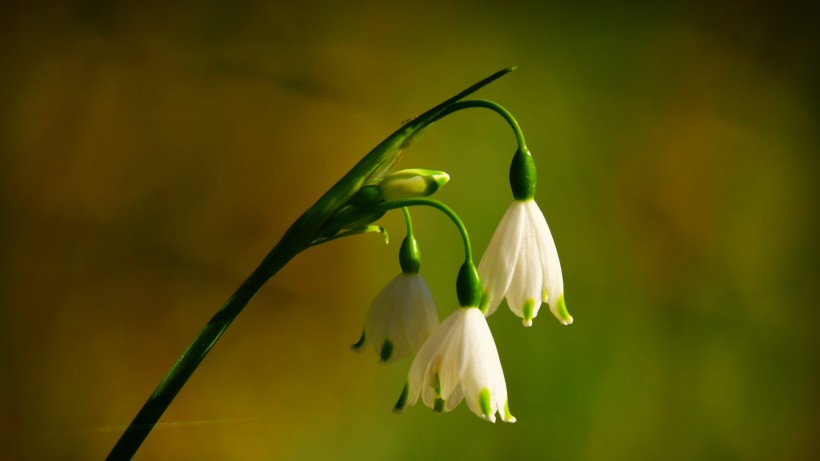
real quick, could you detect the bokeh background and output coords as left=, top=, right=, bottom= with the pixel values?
left=2, top=1, right=818, bottom=459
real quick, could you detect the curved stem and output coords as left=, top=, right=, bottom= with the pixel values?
left=401, top=207, right=414, bottom=237
left=376, top=198, right=473, bottom=264
left=436, top=99, right=528, bottom=151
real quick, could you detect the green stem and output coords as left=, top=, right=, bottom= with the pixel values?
left=398, top=207, right=420, bottom=274
left=376, top=198, right=473, bottom=264
left=437, top=99, right=528, bottom=150
left=402, top=207, right=414, bottom=237
left=384, top=200, right=481, bottom=306
left=106, top=242, right=301, bottom=460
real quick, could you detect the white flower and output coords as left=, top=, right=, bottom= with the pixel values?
left=399, top=306, right=516, bottom=423
left=354, top=273, right=438, bottom=363
left=478, top=199, right=572, bottom=326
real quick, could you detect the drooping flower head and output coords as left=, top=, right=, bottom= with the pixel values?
left=396, top=306, right=516, bottom=423
left=354, top=272, right=438, bottom=363
left=478, top=200, right=571, bottom=326
left=353, top=207, right=439, bottom=363
left=346, top=91, right=573, bottom=427
left=478, top=148, right=572, bottom=326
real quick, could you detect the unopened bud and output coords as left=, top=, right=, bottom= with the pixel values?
left=378, top=169, right=450, bottom=201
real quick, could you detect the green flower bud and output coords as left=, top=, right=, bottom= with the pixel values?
left=378, top=169, right=450, bottom=201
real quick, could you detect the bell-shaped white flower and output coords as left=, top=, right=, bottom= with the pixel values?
left=398, top=306, right=516, bottom=423
left=478, top=199, right=572, bottom=326
left=353, top=273, right=438, bottom=363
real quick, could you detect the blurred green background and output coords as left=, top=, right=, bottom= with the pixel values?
left=1, top=1, right=818, bottom=459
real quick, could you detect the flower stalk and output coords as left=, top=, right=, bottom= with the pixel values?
left=108, top=65, right=574, bottom=457
left=107, top=67, right=515, bottom=461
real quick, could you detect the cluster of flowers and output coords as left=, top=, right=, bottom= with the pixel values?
left=105, top=70, right=571, bottom=461
left=351, top=142, right=573, bottom=423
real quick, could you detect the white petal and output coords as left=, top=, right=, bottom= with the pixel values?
left=401, top=275, right=439, bottom=352
left=478, top=202, right=527, bottom=316
left=365, top=274, right=440, bottom=363
left=385, top=276, right=416, bottom=360
left=444, top=384, right=464, bottom=412
left=407, top=308, right=464, bottom=408
left=365, top=275, right=403, bottom=357
left=525, top=200, right=571, bottom=324
left=459, top=308, right=509, bottom=421
left=435, top=311, right=468, bottom=402
left=505, top=218, right=543, bottom=326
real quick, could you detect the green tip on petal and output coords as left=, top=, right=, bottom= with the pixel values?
left=522, top=299, right=535, bottom=327
left=479, top=388, right=493, bottom=419
left=434, top=397, right=445, bottom=413
left=393, top=383, right=409, bottom=413
left=379, top=339, right=394, bottom=362
left=478, top=388, right=493, bottom=417
left=504, top=400, right=517, bottom=423
left=555, top=294, right=573, bottom=325
left=351, top=328, right=366, bottom=351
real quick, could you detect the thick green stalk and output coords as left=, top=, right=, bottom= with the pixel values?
left=438, top=99, right=528, bottom=150
left=375, top=198, right=473, bottom=263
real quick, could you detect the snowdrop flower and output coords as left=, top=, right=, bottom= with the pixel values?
left=353, top=208, right=438, bottom=363
left=353, top=272, right=438, bottom=363
left=478, top=148, right=572, bottom=326
left=396, top=306, right=516, bottom=423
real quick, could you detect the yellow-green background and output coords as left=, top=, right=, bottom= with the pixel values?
left=2, top=1, right=817, bottom=459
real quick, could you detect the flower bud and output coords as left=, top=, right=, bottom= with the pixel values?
left=378, top=169, right=450, bottom=201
